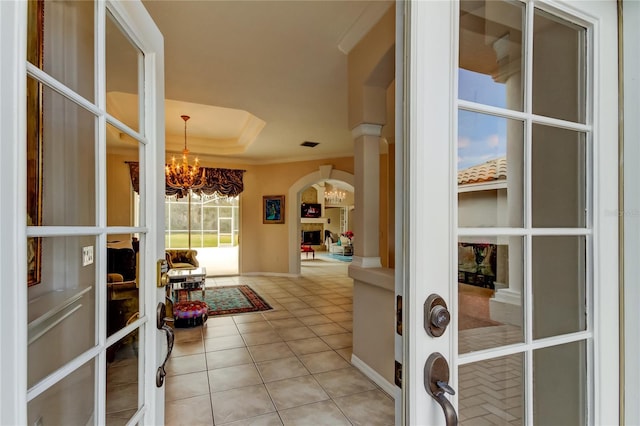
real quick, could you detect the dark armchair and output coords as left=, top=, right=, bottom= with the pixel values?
left=107, top=247, right=136, bottom=282
left=106, top=245, right=138, bottom=361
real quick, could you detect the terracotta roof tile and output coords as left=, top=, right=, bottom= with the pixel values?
left=458, top=157, right=507, bottom=185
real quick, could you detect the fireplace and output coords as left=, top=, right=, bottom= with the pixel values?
left=301, top=230, right=322, bottom=245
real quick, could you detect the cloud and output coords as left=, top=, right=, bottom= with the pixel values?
left=458, top=137, right=471, bottom=148
left=486, top=134, right=500, bottom=148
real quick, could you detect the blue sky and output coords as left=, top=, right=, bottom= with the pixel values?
left=457, top=69, right=509, bottom=170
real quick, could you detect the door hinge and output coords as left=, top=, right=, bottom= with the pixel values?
left=395, top=360, right=402, bottom=388
left=396, top=295, right=402, bottom=335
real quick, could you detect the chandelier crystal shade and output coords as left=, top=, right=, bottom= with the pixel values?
left=165, top=115, right=206, bottom=191
left=325, top=189, right=346, bottom=204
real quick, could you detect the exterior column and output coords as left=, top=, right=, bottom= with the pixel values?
left=351, top=123, right=382, bottom=268
left=489, top=31, right=523, bottom=326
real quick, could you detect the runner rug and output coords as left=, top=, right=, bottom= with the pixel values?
left=182, top=285, right=272, bottom=317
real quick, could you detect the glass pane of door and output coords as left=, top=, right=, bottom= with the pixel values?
left=27, top=3, right=100, bottom=424
left=26, top=1, right=155, bottom=424
left=457, top=1, right=591, bottom=424
left=459, top=0, right=525, bottom=111
left=106, top=328, right=140, bottom=424
left=27, top=236, right=97, bottom=388
left=459, top=354, right=524, bottom=425
left=27, top=360, right=96, bottom=425
left=458, top=236, right=524, bottom=354
left=533, top=341, right=587, bottom=425
left=106, top=10, right=140, bottom=132
left=219, top=217, right=233, bottom=246
left=29, top=78, right=96, bottom=227
left=107, top=122, right=141, bottom=228
left=105, top=5, right=146, bottom=424
left=458, top=111, right=524, bottom=228
left=106, top=233, right=139, bottom=340
left=532, top=9, right=586, bottom=123
left=34, top=0, right=95, bottom=102
left=532, top=236, right=586, bottom=339
left=531, top=124, right=586, bottom=228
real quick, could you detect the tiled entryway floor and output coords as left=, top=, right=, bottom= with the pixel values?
left=164, top=257, right=395, bottom=425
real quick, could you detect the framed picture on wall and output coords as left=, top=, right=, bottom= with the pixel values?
left=263, top=195, right=285, bottom=224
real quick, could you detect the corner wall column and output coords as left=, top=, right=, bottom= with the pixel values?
left=351, top=123, right=382, bottom=268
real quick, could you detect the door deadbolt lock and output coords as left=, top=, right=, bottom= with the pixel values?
left=157, top=259, right=169, bottom=288
left=424, top=294, right=451, bottom=337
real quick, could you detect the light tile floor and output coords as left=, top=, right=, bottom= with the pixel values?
left=106, top=255, right=524, bottom=425
left=164, top=257, right=396, bottom=425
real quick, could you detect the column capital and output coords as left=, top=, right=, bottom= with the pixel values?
left=351, top=123, right=383, bottom=139
left=492, top=32, right=522, bottom=84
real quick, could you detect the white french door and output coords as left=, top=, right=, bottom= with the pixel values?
left=405, top=1, right=619, bottom=425
left=0, top=0, right=166, bottom=424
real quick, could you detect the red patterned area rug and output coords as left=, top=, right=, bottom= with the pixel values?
left=186, top=285, right=272, bottom=317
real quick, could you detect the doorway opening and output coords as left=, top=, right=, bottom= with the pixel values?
left=299, top=180, right=355, bottom=269
left=165, top=192, right=240, bottom=276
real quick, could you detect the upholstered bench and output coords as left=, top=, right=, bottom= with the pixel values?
left=301, top=244, right=315, bottom=259
left=173, top=300, right=208, bottom=327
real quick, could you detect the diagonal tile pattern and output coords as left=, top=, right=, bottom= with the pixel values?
left=165, top=259, right=395, bottom=425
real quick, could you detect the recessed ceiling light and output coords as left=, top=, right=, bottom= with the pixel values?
left=301, top=141, right=320, bottom=148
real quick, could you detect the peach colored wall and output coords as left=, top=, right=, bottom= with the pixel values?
left=104, top=15, right=397, bottom=278
left=107, top=155, right=359, bottom=274
left=386, top=148, right=396, bottom=269
left=107, top=153, right=135, bottom=242
left=379, top=149, right=396, bottom=269
left=107, top=152, right=397, bottom=276
left=348, top=6, right=395, bottom=129
left=379, top=153, right=389, bottom=268
left=347, top=3, right=395, bottom=267
left=237, top=157, right=354, bottom=274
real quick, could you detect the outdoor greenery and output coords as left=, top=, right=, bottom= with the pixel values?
left=166, top=232, right=238, bottom=249
left=165, top=194, right=239, bottom=248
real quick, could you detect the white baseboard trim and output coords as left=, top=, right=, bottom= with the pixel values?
left=351, top=354, right=399, bottom=400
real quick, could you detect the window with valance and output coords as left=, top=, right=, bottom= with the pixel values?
left=127, top=162, right=246, bottom=198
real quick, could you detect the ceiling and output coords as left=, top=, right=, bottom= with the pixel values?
left=111, top=1, right=394, bottom=165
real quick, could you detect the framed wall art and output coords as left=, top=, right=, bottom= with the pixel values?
left=263, top=195, right=285, bottom=224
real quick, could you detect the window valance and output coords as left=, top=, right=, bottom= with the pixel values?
left=127, top=162, right=245, bottom=199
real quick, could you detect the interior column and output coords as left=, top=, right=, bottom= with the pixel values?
left=351, top=123, right=382, bottom=268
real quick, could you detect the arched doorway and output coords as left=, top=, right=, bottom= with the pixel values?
left=287, top=165, right=355, bottom=275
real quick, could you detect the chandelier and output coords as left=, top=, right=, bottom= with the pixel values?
left=165, top=115, right=206, bottom=191
left=325, top=189, right=346, bottom=204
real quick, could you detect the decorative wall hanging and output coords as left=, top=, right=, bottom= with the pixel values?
left=263, top=195, right=285, bottom=224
